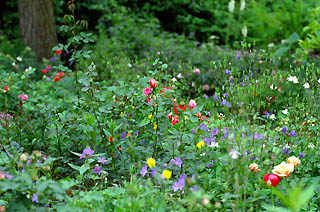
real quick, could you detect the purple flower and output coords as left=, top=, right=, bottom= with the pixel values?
left=289, top=130, right=297, bottom=137
left=213, top=93, right=218, bottom=101
left=221, top=99, right=227, bottom=105
left=235, top=54, right=241, bottom=59
left=175, top=157, right=182, bottom=168
left=5, top=172, right=13, bottom=179
left=225, top=69, right=230, bottom=75
left=246, top=151, right=252, bottom=155
left=172, top=175, right=186, bottom=192
left=190, top=186, right=199, bottom=191
left=250, top=156, right=255, bottom=161
left=80, top=147, right=94, bottom=159
left=210, top=128, right=219, bottom=136
left=140, top=165, right=148, bottom=177
left=170, top=159, right=175, bottom=164
left=228, top=77, right=233, bottom=83
left=199, top=123, right=209, bottom=132
left=223, top=93, right=228, bottom=98
left=120, top=132, right=127, bottom=140
left=32, top=193, right=39, bottom=203
left=222, top=127, right=229, bottom=135
left=281, top=127, right=288, bottom=133
left=240, top=82, right=244, bottom=87
left=282, top=148, right=290, bottom=155
left=93, top=166, right=102, bottom=174
left=50, top=57, right=56, bottom=62
left=97, top=157, right=108, bottom=164
left=254, top=132, right=263, bottom=140
left=191, top=128, right=195, bottom=133
left=264, top=111, right=270, bottom=116
left=151, top=168, right=157, bottom=178
left=204, top=94, right=208, bottom=99
left=299, top=152, right=305, bottom=158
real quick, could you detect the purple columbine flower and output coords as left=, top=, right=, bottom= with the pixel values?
left=175, top=157, right=182, bottom=168
left=282, top=148, right=290, bottom=155
left=97, top=157, right=108, bottom=164
left=281, top=127, right=288, bottom=133
left=211, top=128, right=219, bottom=136
left=140, top=165, right=148, bottom=177
left=299, top=152, right=305, bottom=158
left=80, top=147, right=94, bottom=159
left=172, top=175, right=187, bottom=192
left=288, top=130, right=297, bottom=137
left=235, top=54, right=241, bottom=59
left=225, top=69, right=230, bottom=75
left=93, top=166, right=102, bottom=174
left=32, top=193, right=39, bottom=203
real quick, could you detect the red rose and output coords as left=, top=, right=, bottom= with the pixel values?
left=55, top=50, right=62, bottom=55
left=149, top=78, right=157, bottom=88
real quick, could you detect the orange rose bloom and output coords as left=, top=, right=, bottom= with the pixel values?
left=287, top=156, right=301, bottom=168
left=272, top=162, right=294, bottom=178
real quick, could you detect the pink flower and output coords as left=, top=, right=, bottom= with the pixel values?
left=188, top=99, right=197, bottom=110
left=171, top=116, right=179, bottom=125
left=193, top=68, right=200, bottom=74
left=144, top=87, right=152, bottom=96
left=18, top=92, right=28, bottom=101
left=149, top=78, right=157, bottom=88
left=203, top=84, right=209, bottom=91
left=157, top=51, right=161, bottom=55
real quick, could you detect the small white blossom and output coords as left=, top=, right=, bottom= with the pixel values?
left=177, top=73, right=182, bottom=78
left=229, top=149, right=240, bottom=159
left=240, top=0, right=246, bottom=11
left=269, top=114, right=276, bottom=120
left=172, top=77, right=177, bottom=82
left=16, top=57, right=22, bottom=62
left=11, top=62, right=16, bottom=66
left=318, top=78, right=320, bottom=84
left=228, top=0, right=235, bottom=13
left=308, top=143, right=315, bottom=149
left=209, top=142, right=219, bottom=148
left=128, top=63, right=132, bottom=68
left=284, top=144, right=291, bottom=149
left=303, top=82, right=310, bottom=89
left=287, top=76, right=299, bottom=84
left=282, top=109, right=288, bottom=115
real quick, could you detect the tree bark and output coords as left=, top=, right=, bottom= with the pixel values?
left=19, top=0, right=57, bottom=61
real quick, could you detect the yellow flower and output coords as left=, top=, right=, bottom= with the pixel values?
left=132, top=106, right=135, bottom=109
left=120, top=112, right=124, bottom=116
left=162, top=170, right=172, bottom=179
left=272, top=162, right=294, bottom=178
left=148, top=114, right=152, bottom=119
left=147, top=158, right=156, bottom=168
left=288, top=156, right=301, bottom=168
left=196, top=141, right=205, bottom=149
left=153, top=123, right=157, bottom=130
left=249, top=163, right=260, bottom=173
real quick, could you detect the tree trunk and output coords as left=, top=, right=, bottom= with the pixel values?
left=19, top=0, right=57, bottom=61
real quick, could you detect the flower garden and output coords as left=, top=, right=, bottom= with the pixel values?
left=0, top=1, right=320, bottom=211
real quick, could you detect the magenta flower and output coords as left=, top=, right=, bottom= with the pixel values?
left=144, top=87, right=152, bottom=96
left=18, top=92, right=28, bottom=101
left=93, top=166, right=102, bottom=174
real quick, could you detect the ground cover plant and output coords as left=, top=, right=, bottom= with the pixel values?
left=0, top=1, right=320, bottom=212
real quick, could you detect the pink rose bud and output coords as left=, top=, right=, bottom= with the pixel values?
left=18, top=92, right=28, bottom=101
left=193, top=68, right=200, bottom=74
left=188, top=99, right=197, bottom=110
left=144, top=87, right=152, bottom=96
left=149, top=78, right=157, bottom=88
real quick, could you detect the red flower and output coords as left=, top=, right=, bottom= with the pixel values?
left=55, top=50, right=62, bottom=55
left=109, top=136, right=113, bottom=143
left=174, top=104, right=186, bottom=115
left=263, top=174, right=280, bottom=187
left=46, top=65, right=51, bottom=70
left=41, top=69, right=49, bottom=74
left=4, top=85, right=8, bottom=93
left=149, top=78, right=157, bottom=88
left=117, top=146, right=121, bottom=151
left=171, top=116, right=179, bottom=125
left=53, top=72, right=65, bottom=82
left=168, top=112, right=173, bottom=121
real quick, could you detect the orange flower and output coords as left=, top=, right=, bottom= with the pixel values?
left=249, top=163, right=260, bottom=173
left=272, top=162, right=294, bottom=178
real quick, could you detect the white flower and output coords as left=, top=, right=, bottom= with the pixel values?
left=177, top=73, right=182, bottom=78
left=228, top=0, right=235, bottom=13
left=287, top=76, right=299, bottom=84
left=269, top=114, right=276, bottom=120
left=16, top=57, right=22, bottom=62
left=128, top=63, right=132, bottom=68
left=241, top=25, right=247, bottom=37
left=209, top=142, right=219, bottom=148
left=172, top=77, right=177, bottom=82
left=282, top=109, right=288, bottom=115
left=229, top=149, right=240, bottom=159
left=284, top=144, right=291, bottom=149
left=318, top=78, right=320, bottom=84
left=240, top=0, right=246, bottom=11
left=303, top=82, right=310, bottom=89
left=11, top=62, right=16, bottom=66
